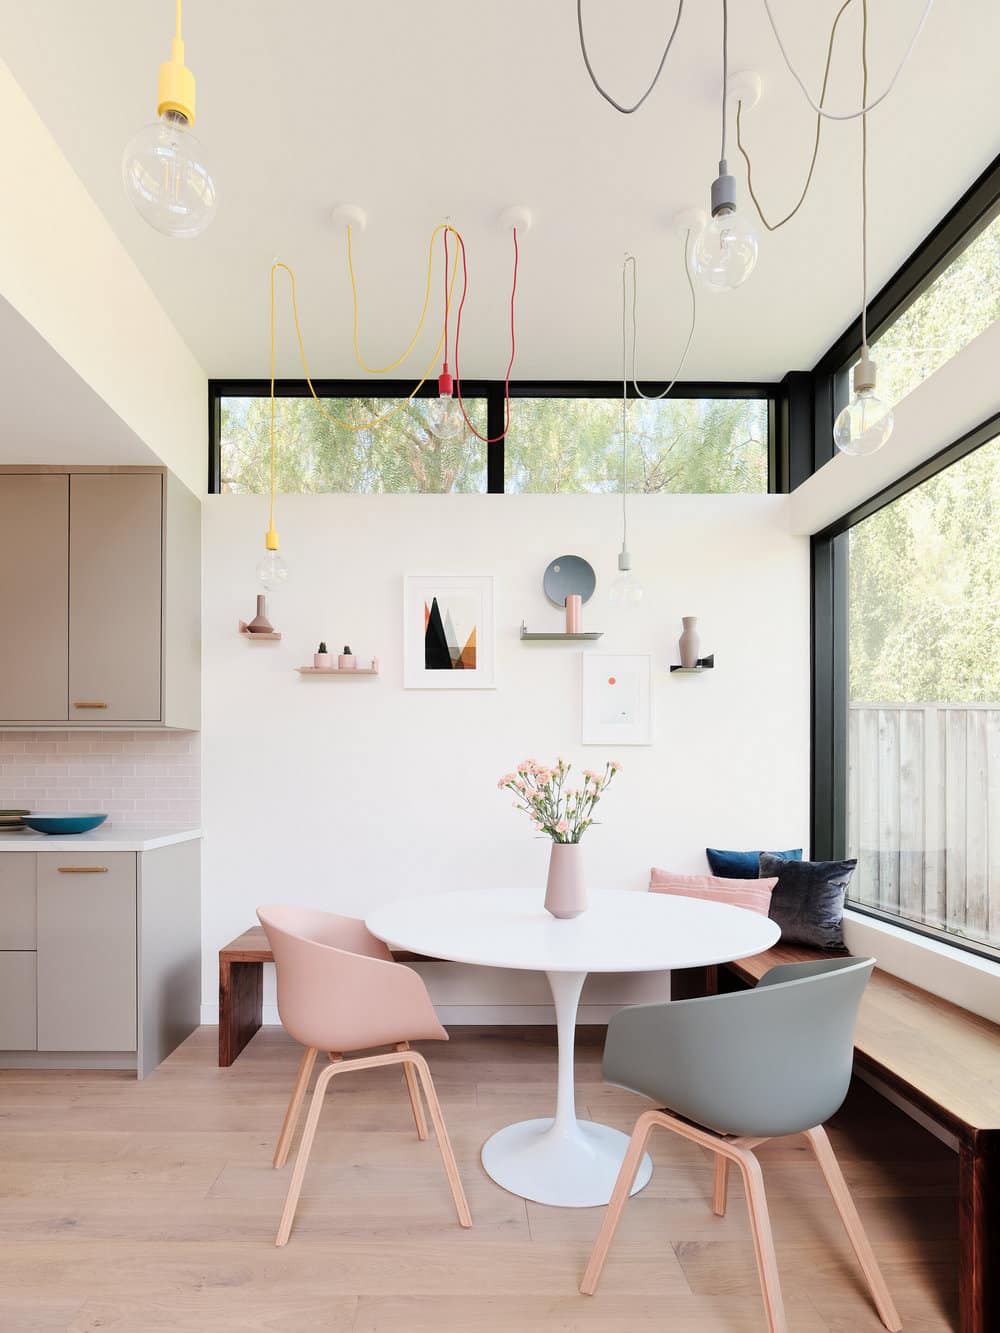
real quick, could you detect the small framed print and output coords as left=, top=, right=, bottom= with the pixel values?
left=581, top=653, right=653, bottom=745
left=403, top=574, right=496, bottom=689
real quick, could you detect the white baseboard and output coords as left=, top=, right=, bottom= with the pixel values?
left=200, top=1003, right=622, bottom=1027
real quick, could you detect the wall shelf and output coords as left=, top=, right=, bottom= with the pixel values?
left=520, top=622, right=603, bottom=642
left=239, top=622, right=281, bottom=641
left=296, top=661, right=379, bottom=676
left=670, top=654, right=714, bottom=673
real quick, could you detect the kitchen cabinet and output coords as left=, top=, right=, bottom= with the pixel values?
left=0, top=467, right=200, bottom=729
left=0, top=835, right=201, bottom=1076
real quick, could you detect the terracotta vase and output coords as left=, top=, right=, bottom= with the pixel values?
left=679, top=616, right=700, bottom=669
left=545, top=842, right=587, bottom=919
left=246, top=595, right=273, bottom=634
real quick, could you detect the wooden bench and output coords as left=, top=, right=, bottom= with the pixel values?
left=675, top=944, right=1000, bottom=1333
left=218, top=927, right=430, bottom=1067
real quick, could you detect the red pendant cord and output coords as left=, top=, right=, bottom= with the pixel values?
left=452, top=226, right=518, bottom=443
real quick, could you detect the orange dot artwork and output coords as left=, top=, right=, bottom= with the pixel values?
left=607, top=676, right=616, bottom=685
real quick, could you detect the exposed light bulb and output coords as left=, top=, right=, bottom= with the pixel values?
left=256, top=527, right=288, bottom=590
left=833, top=353, right=894, bottom=456
left=609, top=547, right=644, bottom=609
left=429, top=366, right=464, bottom=439
left=124, top=5, right=217, bottom=238
left=690, top=166, right=758, bottom=292
left=123, top=112, right=217, bottom=238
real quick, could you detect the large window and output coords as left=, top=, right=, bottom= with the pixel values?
left=212, top=384, right=772, bottom=495
left=845, top=433, right=1000, bottom=954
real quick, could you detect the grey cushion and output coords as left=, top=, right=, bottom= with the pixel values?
left=758, top=853, right=856, bottom=951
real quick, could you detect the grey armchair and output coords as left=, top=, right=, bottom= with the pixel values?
left=581, top=957, right=901, bottom=1333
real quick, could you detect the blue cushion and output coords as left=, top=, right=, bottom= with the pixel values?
left=706, top=847, right=803, bottom=879
left=759, top=852, right=855, bottom=950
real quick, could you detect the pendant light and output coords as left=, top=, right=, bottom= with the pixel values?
left=834, top=0, right=894, bottom=457
left=122, top=0, right=218, bottom=238
left=259, top=265, right=289, bottom=591
left=690, top=0, right=758, bottom=292
left=609, top=259, right=644, bottom=610
left=429, top=228, right=465, bottom=440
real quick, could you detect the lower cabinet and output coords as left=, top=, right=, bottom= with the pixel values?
left=0, top=952, right=37, bottom=1049
left=36, top=853, right=138, bottom=1052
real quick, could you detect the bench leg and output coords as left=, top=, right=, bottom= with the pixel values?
left=218, top=957, right=263, bottom=1066
left=960, top=1131, right=999, bottom=1333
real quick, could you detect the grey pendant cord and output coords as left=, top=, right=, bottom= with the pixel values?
left=761, top=0, right=933, bottom=120
left=625, top=238, right=697, bottom=402
left=737, top=0, right=855, bottom=231
left=577, top=0, right=685, bottom=114
left=860, top=0, right=871, bottom=352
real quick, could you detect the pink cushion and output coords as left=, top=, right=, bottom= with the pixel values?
left=649, top=868, right=777, bottom=917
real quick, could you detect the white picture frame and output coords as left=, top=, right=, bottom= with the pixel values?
left=403, top=574, right=496, bottom=689
left=581, top=653, right=653, bottom=745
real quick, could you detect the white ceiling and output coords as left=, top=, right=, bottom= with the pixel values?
left=0, top=1, right=997, bottom=383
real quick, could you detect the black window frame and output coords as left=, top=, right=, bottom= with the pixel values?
left=208, top=378, right=778, bottom=496
left=806, top=150, right=1000, bottom=962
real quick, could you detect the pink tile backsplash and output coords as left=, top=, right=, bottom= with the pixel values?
left=0, top=732, right=200, bottom=828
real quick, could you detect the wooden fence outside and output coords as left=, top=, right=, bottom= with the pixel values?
left=847, top=703, right=1000, bottom=950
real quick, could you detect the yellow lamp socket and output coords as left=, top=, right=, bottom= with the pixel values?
left=157, top=38, right=196, bottom=124
left=265, top=526, right=280, bottom=552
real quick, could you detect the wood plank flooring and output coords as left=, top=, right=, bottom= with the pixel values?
left=0, top=1025, right=959, bottom=1332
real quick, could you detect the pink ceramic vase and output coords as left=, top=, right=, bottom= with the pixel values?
left=565, top=594, right=582, bottom=634
left=545, top=841, right=587, bottom=919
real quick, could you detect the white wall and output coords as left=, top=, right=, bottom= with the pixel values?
left=0, top=60, right=206, bottom=495
left=200, top=493, right=810, bottom=1023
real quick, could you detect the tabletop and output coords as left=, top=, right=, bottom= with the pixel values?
left=365, top=887, right=780, bottom=974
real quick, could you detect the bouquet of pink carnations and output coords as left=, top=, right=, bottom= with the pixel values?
left=497, top=757, right=621, bottom=844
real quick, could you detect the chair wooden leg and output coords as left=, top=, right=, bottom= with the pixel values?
left=396, top=1041, right=428, bottom=1140
left=804, top=1125, right=902, bottom=1332
left=732, top=1145, right=787, bottom=1333
left=712, top=1154, right=730, bottom=1216
left=580, top=1109, right=658, bottom=1295
left=275, top=1059, right=340, bottom=1247
left=272, top=1046, right=318, bottom=1169
left=408, top=1051, right=472, bottom=1228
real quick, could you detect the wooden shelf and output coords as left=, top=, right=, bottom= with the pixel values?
left=670, top=654, right=714, bottom=673
left=520, top=623, right=603, bottom=642
left=239, top=622, right=281, bottom=641
left=296, top=662, right=379, bottom=676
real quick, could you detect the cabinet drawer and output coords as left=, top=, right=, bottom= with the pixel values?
left=0, top=952, right=37, bottom=1049
left=0, top=855, right=36, bottom=949
left=36, top=853, right=137, bottom=1052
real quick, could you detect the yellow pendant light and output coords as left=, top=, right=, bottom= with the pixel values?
left=122, top=0, right=218, bottom=238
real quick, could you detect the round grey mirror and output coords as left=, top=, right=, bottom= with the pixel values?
left=543, top=555, right=597, bottom=608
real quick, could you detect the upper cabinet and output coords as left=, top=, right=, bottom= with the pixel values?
left=0, top=468, right=200, bottom=730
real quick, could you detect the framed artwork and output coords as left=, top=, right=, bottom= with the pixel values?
left=581, top=653, right=653, bottom=745
left=403, top=575, right=496, bottom=689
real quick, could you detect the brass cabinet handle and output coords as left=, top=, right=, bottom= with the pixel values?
left=57, top=866, right=109, bottom=874
left=73, top=701, right=108, bottom=709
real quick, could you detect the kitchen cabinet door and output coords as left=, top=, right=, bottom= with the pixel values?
left=36, top=852, right=137, bottom=1051
left=69, top=473, right=162, bottom=722
left=0, top=953, right=36, bottom=1049
left=0, top=855, right=36, bottom=949
left=0, top=474, right=69, bottom=721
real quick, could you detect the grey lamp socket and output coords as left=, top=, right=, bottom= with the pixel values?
left=853, top=354, right=878, bottom=394
left=711, top=163, right=737, bottom=217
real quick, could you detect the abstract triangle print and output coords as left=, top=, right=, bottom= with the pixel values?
left=424, top=597, right=453, bottom=670
left=459, top=626, right=477, bottom=670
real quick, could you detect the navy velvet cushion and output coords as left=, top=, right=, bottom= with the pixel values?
left=758, top=852, right=856, bottom=950
left=706, top=847, right=803, bottom=879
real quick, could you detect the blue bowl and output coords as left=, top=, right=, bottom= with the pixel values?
left=22, top=814, right=108, bottom=835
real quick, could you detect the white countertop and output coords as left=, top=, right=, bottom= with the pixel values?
left=0, top=827, right=202, bottom=852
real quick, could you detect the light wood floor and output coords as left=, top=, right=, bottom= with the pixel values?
left=0, top=1025, right=959, bottom=1332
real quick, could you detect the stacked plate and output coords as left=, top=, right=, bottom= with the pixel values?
left=0, top=808, right=30, bottom=831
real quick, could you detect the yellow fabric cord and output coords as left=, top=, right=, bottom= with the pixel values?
left=348, top=223, right=450, bottom=374
left=266, top=225, right=461, bottom=524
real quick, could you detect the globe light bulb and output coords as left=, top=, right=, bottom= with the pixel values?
left=123, top=111, right=217, bottom=238
left=833, top=354, right=894, bottom=457
left=690, top=166, right=758, bottom=292
left=429, top=366, right=465, bottom=439
left=609, top=548, right=644, bottom=609
left=256, top=547, right=288, bottom=591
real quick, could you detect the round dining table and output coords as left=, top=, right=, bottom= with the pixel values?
left=365, top=887, right=780, bottom=1208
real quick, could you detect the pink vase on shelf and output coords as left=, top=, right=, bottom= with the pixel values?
left=565, top=594, right=582, bottom=634
left=679, top=616, right=700, bottom=669
left=545, top=842, right=587, bottom=919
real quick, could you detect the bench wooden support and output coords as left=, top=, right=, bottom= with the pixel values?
left=674, top=943, right=1000, bottom=1333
